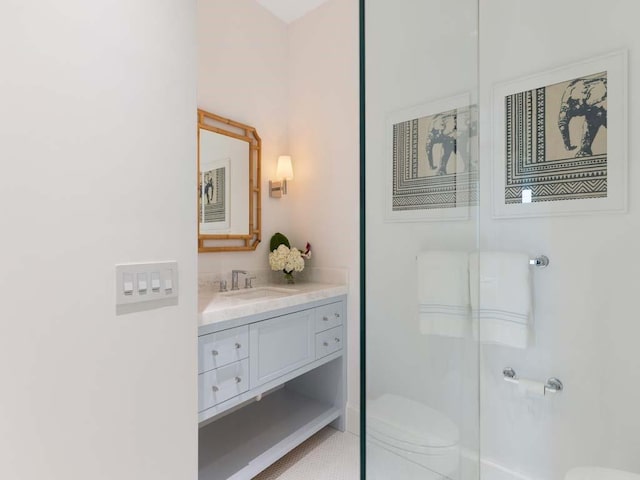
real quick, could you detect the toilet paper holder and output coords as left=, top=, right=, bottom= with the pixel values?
left=503, top=367, right=564, bottom=394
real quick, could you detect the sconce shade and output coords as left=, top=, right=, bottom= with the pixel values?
left=276, top=155, right=294, bottom=180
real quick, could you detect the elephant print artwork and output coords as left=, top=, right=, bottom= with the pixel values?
left=558, top=72, right=607, bottom=158
left=391, top=105, right=477, bottom=212
left=503, top=71, right=608, bottom=205
left=425, top=111, right=458, bottom=176
left=424, top=110, right=475, bottom=176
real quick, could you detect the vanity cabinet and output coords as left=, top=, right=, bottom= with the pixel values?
left=249, top=309, right=316, bottom=388
left=198, top=294, right=347, bottom=480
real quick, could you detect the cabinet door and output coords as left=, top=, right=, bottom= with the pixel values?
left=315, top=301, right=344, bottom=332
left=315, top=325, right=343, bottom=359
left=198, top=359, right=249, bottom=412
left=198, top=325, right=249, bottom=374
left=249, top=309, right=316, bottom=388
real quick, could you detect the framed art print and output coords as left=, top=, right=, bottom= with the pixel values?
left=385, top=93, right=478, bottom=222
left=199, top=156, right=231, bottom=233
left=492, top=50, right=628, bottom=218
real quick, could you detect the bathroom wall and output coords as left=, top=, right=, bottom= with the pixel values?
left=364, top=0, right=480, bottom=457
left=197, top=0, right=292, bottom=277
left=287, top=0, right=360, bottom=434
left=478, top=1, right=640, bottom=478
left=0, top=1, right=197, bottom=479
left=198, top=0, right=362, bottom=433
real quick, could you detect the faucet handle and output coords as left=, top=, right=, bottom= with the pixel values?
left=245, top=276, right=257, bottom=289
left=213, top=280, right=227, bottom=292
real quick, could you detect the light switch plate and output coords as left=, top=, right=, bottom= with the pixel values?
left=116, top=261, right=179, bottom=314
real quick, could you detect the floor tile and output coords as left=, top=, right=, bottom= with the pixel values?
left=253, top=427, right=360, bottom=480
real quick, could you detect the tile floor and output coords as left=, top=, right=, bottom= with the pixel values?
left=253, top=427, right=360, bottom=480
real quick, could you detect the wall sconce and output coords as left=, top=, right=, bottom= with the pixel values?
left=269, top=155, right=294, bottom=198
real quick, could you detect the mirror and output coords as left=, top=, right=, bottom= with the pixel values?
left=197, top=109, right=261, bottom=252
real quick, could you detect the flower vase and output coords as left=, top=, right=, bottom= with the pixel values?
left=284, top=271, right=295, bottom=284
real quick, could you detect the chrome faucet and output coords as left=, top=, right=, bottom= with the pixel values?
left=231, top=270, right=248, bottom=291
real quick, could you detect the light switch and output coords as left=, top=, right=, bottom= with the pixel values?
left=151, top=272, right=161, bottom=292
left=164, top=270, right=173, bottom=294
left=123, top=274, right=134, bottom=296
left=115, top=261, right=178, bottom=313
left=137, top=273, right=148, bottom=294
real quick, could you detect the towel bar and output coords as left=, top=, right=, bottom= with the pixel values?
left=529, top=255, right=549, bottom=268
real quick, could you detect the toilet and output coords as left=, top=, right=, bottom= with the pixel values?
left=565, top=468, right=640, bottom=480
left=366, top=394, right=460, bottom=480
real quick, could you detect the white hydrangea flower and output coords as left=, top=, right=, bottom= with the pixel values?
left=269, top=244, right=290, bottom=271
left=284, top=248, right=305, bottom=273
left=269, top=244, right=306, bottom=273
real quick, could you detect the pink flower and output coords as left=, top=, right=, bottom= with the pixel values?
left=301, top=242, right=312, bottom=259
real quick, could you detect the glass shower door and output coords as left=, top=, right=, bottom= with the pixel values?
left=364, top=1, right=640, bottom=480
left=363, top=0, right=480, bottom=479
left=477, top=1, right=640, bottom=479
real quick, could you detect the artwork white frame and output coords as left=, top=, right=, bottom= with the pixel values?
left=492, top=50, right=628, bottom=219
left=199, top=157, right=231, bottom=234
left=384, top=93, right=476, bottom=223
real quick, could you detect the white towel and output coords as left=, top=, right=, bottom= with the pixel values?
left=470, top=251, right=532, bottom=348
left=417, top=251, right=470, bottom=338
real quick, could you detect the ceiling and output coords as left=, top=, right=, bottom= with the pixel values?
left=255, top=0, right=330, bottom=24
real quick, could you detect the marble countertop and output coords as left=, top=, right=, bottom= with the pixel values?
left=199, top=282, right=348, bottom=328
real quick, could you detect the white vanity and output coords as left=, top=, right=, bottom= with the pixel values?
left=197, top=282, right=348, bottom=480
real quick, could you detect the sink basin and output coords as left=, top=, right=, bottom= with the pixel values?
left=220, top=287, right=299, bottom=301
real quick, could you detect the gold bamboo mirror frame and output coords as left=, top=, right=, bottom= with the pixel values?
left=197, top=109, right=261, bottom=252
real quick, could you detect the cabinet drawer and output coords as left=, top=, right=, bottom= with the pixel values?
left=249, top=310, right=315, bottom=388
left=198, top=326, right=249, bottom=374
left=198, top=359, right=249, bottom=412
left=315, top=302, right=343, bottom=332
left=316, top=325, right=343, bottom=359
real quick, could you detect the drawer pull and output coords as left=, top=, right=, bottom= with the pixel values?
left=235, top=377, right=242, bottom=384
left=235, top=343, right=241, bottom=349
left=335, top=337, right=340, bottom=343
left=212, top=386, right=219, bottom=392
left=335, top=313, right=340, bottom=318
left=323, top=341, right=329, bottom=347
left=211, top=350, right=219, bottom=356
left=322, top=316, right=329, bottom=321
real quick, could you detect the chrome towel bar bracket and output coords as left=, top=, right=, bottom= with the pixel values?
left=529, top=255, right=550, bottom=268
left=544, top=377, right=564, bottom=394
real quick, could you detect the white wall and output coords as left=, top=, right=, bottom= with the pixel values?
left=364, top=0, right=480, bottom=456
left=479, top=1, right=640, bottom=478
left=0, top=2, right=197, bottom=479
left=197, top=0, right=361, bottom=433
left=287, top=0, right=360, bottom=433
left=197, top=0, right=292, bottom=278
